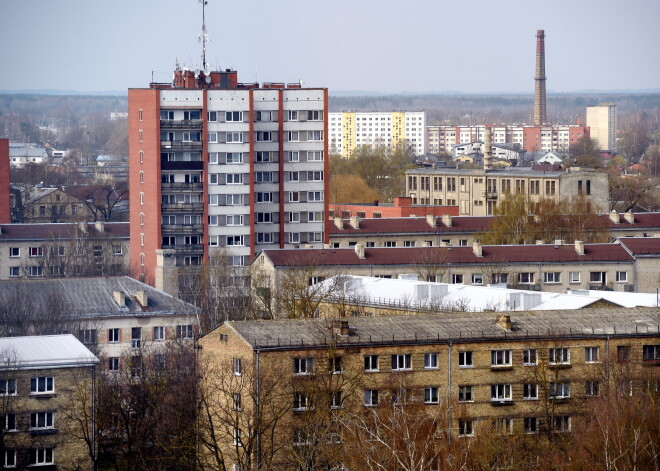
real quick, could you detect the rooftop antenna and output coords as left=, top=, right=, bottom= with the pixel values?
left=198, top=0, right=209, bottom=71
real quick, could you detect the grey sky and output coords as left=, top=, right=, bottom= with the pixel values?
left=1, top=0, right=659, bottom=94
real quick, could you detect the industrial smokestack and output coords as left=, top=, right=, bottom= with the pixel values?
left=533, top=29, right=547, bottom=126
left=483, top=126, right=493, bottom=170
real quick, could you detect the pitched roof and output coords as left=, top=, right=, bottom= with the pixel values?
left=0, top=276, right=198, bottom=319
left=222, top=307, right=660, bottom=349
left=0, top=334, right=98, bottom=369
left=619, top=237, right=660, bottom=255
left=0, top=222, right=129, bottom=241
left=261, top=243, right=634, bottom=268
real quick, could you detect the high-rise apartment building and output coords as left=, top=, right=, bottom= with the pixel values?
left=129, top=68, right=329, bottom=284
left=586, top=103, right=617, bottom=152
left=329, top=111, right=426, bottom=158
left=426, top=124, right=589, bottom=155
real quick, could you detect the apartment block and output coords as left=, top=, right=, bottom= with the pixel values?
left=586, top=103, right=617, bottom=152
left=129, top=68, right=328, bottom=285
left=426, top=124, right=589, bottom=155
left=0, top=335, right=98, bottom=469
left=405, top=167, right=609, bottom=215
left=329, top=111, right=426, bottom=157
left=198, top=309, right=660, bottom=469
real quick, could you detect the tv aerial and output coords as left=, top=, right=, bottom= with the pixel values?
left=198, top=0, right=209, bottom=71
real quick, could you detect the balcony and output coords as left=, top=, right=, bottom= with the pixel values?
left=170, top=244, right=204, bottom=253
left=160, top=119, right=203, bottom=129
left=161, top=202, right=204, bottom=212
left=161, top=182, right=204, bottom=192
left=161, top=224, right=204, bottom=234
left=160, top=140, right=203, bottom=150
left=161, top=160, right=204, bottom=171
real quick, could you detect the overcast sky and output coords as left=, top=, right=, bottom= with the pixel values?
left=1, top=0, right=658, bottom=94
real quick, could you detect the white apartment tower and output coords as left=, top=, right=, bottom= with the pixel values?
left=586, top=103, right=617, bottom=152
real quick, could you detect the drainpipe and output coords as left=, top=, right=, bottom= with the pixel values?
left=447, top=342, right=452, bottom=442
left=91, top=363, right=96, bottom=471
left=255, top=349, right=261, bottom=470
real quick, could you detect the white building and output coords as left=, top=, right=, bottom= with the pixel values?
left=329, top=111, right=426, bottom=157
left=586, top=103, right=617, bottom=152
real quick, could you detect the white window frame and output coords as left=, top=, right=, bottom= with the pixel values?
left=549, top=347, right=570, bottom=365
left=293, top=357, right=313, bottom=375
left=364, top=355, right=379, bottom=372
left=569, top=271, right=580, bottom=283
left=233, top=358, right=242, bottom=376
left=226, top=132, right=243, bottom=143
left=225, top=111, right=243, bottom=122
left=153, top=326, right=165, bottom=341
left=471, top=273, right=484, bottom=285
left=491, top=350, right=512, bottom=367
left=616, top=271, right=628, bottom=283
left=458, top=419, right=474, bottom=437
left=287, top=151, right=299, bottom=162
left=585, top=347, right=600, bottom=363
left=523, top=383, right=538, bottom=400
left=30, top=376, right=54, bottom=395
left=363, top=389, right=379, bottom=406
left=458, top=385, right=473, bottom=402
left=458, top=351, right=473, bottom=368
left=391, top=354, right=412, bottom=371
left=549, top=382, right=571, bottom=399
left=424, top=353, right=439, bottom=369
left=29, top=412, right=54, bottom=430
left=424, top=386, right=439, bottom=404
left=544, top=272, right=561, bottom=284
left=9, top=247, right=19, bottom=258
left=208, top=132, right=218, bottom=143
left=226, top=152, right=243, bottom=164
left=490, top=384, right=512, bottom=402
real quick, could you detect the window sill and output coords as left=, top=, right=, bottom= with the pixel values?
left=29, top=428, right=57, bottom=436
left=548, top=363, right=572, bottom=369
left=490, top=365, right=513, bottom=371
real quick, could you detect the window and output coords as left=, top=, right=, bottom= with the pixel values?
left=307, top=211, right=323, bottom=222
left=9, top=267, right=19, bottom=278
left=523, top=383, right=538, bottom=400
left=364, top=389, right=379, bottom=406
left=4, top=413, right=16, bottom=432
left=30, top=412, right=54, bottom=430
left=256, top=232, right=274, bottom=244
left=471, top=273, right=484, bottom=285
left=225, top=111, right=243, bottom=122
left=307, top=110, right=322, bottom=121
left=226, top=215, right=244, bottom=226
left=256, top=131, right=272, bottom=142
left=93, top=246, right=103, bottom=258
left=233, top=393, right=242, bottom=411
left=227, top=236, right=244, bottom=246
left=287, top=131, right=299, bottom=141
left=424, top=353, right=438, bottom=369
left=451, top=274, right=463, bottom=284
left=524, top=417, right=539, bottom=434
left=307, top=150, right=324, bottom=161
left=491, top=350, right=512, bottom=367
left=523, top=349, right=537, bottom=366
left=9, top=247, right=19, bottom=258
left=233, top=428, right=242, bottom=446
left=544, top=272, right=560, bottom=284
left=255, top=192, right=272, bottom=204
left=226, top=173, right=243, bottom=184
left=207, top=111, right=217, bottom=121
left=108, top=357, right=119, bottom=371
left=616, top=271, right=628, bottom=283
left=549, top=382, right=570, bottom=399
left=330, top=390, right=343, bottom=409
left=329, top=357, right=342, bottom=374
left=28, top=448, right=54, bottom=466
left=424, top=387, right=439, bottom=404
left=383, top=241, right=396, bottom=248
left=552, top=416, right=571, bottom=432
left=131, top=327, right=141, bottom=349
left=226, top=132, right=243, bottom=143
left=458, top=419, right=473, bottom=437
left=364, top=355, right=379, bottom=372
left=307, top=171, right=323, bottom=181
left=207, top=132, right=218, bottom=143
left=151, top=326, right=164, bottom=341
left=108, top=328, right=119, bottom=343
left=491, top=273, right=508, bottom=284
left=585, top=347, right=600, bottom=363
left=255, top=151, right=270, bottom=162
left=293, top=357, right=313, bottom=375
left=29, top=246, right=43, bottom=257
left=391, top=354, right=412, bottom=371
left=308, top=232, right=322, bottom=243
left=617, top=345, right=631, bottom=362
left=458, top=385, right=473, bottom=402
left=518, top=272, right=534, bottom=284
left=0, top=379, right=16, bottom=396
left=585, top=381, right=600, bottom=397
left=30, top=376, right=54, bottom=394
left=491, top=384, right=512, bottom=402
left=569, top=272, right=580, bottom=283
left=233, top=358, right=242, bottom=376
left=287, top=151, right=299, bottom=162
left=287, top=110, right=298, bottom=121
left=307, top=191, right=323, bottom=202
left=307, top=130, right=323, bottom=141
left=289, top=232, right=300, bottom=243
left=458, top=351, right=473, bottom=368
left=226, top=152, right=243, bottom=163
left=545, top=180, right=556, bottom=195
left=293, top=392, right=311, bottom=411
left=549, top=348, right=570, bottom=365
left=79, top=329, right=97, bottom=345
left=643, top=345, right=660, bottom=362
left=590, top=271, right=606, bottom=283
left=112, top=244, right=123, bottom=255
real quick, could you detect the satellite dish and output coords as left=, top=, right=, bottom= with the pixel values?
left=194, top=69, right=200, bottom=78
left=205, top=75, right=211, bottom=84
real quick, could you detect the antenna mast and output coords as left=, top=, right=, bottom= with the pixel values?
left=199, top=0, right=209, bottom=70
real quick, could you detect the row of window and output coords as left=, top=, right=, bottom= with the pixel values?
left=206, top=191, right=324, bottom=206
left=3, top=448, right=54, bottom=467
left=208, top=170, right=324, bottom=185
left=456, top=416, right=570, bottom=436
left=3, top=411, right=54, bottom=432
left=0, top=377, right=54, bottom=396
left=161, top=109, right=323, bottom=122
left=9, top=245, right=123, bottom=258
left=276, top=345, right=659, bottom=376
left=208, top=150, right=324, bottom=164
left=408, top=175, right=560, bottom=197
left=207, top=130, right=323, bottom=143
left=100, top=325, right=194, bottom=347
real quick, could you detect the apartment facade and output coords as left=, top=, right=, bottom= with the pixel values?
left=0, top=335, right=98, bottom=469
left=426, top=124, right=589, bottom=155
left=329, top=111, right=426, bottom=158
left=586, top=103, right=617, bottom=152
left=405, top=167, right=609, bottom=215
left=129, top=68, right=329, bottom=285
left=198, top=309, right=660, bottom=469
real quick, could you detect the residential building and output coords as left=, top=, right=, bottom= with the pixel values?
left=0, top=139, right=9, bottom=223
left=405, top=167, right=609, bottom=215
left=198, top=308, right=660, bottom=469
left=129, top=67, right=329, bottom=285
left=0, top=222, right=129, bottom=280
left=329, top=111, right=426, bottom=157
left=0, top=276, right=199, bottom=367
left=0, top=334, right=98, bottom=470
left=252, top=240, right=652, bottom=301
left=329, top=197, right=458, bottom=220
left=586, top=103, right=617, bottom=152
left=21, top=188, right=93, bottom=223
left=328, top=211, right=660, bottom=248
left=8, top=143, right=49, bottom=167
left=617, top=237, right=660, bottom=293
left=452, top=141, right=525, bottom=164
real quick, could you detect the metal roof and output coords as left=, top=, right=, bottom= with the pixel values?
left=0, top=334, right=98, bottom=369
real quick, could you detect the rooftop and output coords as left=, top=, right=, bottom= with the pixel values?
left=223, top=307, right=660, bottom=350
left=0, top=334, right=98, bottom=369
left=0, top=222, right=129, bottom=240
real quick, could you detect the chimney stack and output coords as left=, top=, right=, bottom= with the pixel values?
left=350, top=216, right=360, bottom=229
left=483, top=126, right=493, bottom=170
left=533, top=29, right=547, bottom=126
left=354, top=243, right=365, bottom=259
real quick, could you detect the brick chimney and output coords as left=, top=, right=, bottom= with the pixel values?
left=533, top=30, right=547, bottom=125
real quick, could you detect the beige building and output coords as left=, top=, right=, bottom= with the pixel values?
left=586, top=103, right=617, bottom=152
left=198, top=308, right=660, bottom=470
left=0, top=222, right=129, bottom=280
left=0, top=335, right=98, bottom=469
left=405, top=167, right=609, bottom=215
left=21, top=188, right=93, bottom=223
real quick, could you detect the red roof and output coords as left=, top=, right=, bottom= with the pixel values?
left=619, top=237, right=660, bottom=255
left=262, top=243, right=633, bottom=268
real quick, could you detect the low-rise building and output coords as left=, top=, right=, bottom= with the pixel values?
left=21, top=188, right=93, bottom=223
left=329, top=197, right=458, bottom=220
left=405, top=167, right=609, bottom=215
left=0, top=334, right=98, bottom=469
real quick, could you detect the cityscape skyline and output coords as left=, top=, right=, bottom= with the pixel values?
left=1, top=0, right=659, bottom=94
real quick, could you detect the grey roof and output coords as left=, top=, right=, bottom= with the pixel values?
left=0, top=334, right=98, bottom=369
left=0, top=222, right=129, bottom=241
left=225, top=307, right=660, bottom=350
left=405, top=167, right=566, bottom=177
left=0, top=276, right=198, bottom=319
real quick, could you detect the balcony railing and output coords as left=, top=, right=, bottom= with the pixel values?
left=161, top=203, right=204, bottom=212
left=161, top=182, right=203, bottom=191
left=169, top=244, right=205, bottom=253
left=160, top=119, right=203, bottom=129
left=161, top=224, right=204, bottom=233
left=160, top=141, right=203, bottom=150
left=161, top=160, right=204, bottom=171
